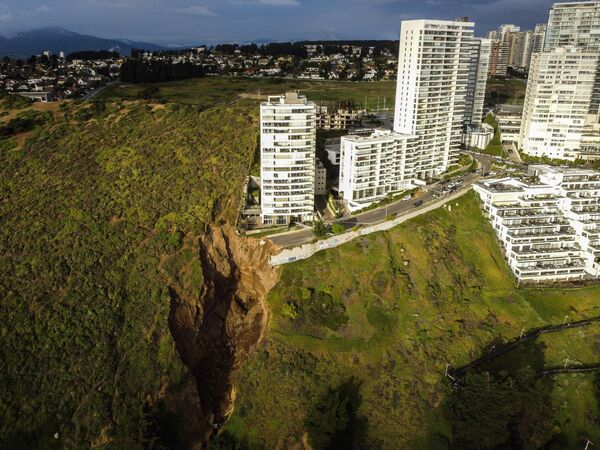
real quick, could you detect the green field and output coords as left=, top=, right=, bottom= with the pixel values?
left=219, top=191, right=600, bottom=449
left=99, top=76, right=396, bottom=111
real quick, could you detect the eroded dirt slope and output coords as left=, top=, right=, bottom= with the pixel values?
left=165, top=225, right=280, bottom=449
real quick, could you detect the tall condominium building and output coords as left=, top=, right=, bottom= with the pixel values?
left=338, top=18, right=488, bottom=210
left=488, top=39, right=509, bottom=76
left=339, top=129, right=419, bottom=210
left=260, top=92, right=316, bottom=225
left=532, top=24, right=547, bottom=54
left=498, top=24, right=521, bottom=42
left=467, top=38, right=492, bottom=124
left=394, top=19, right=480, bottom=177
left=544, top=1, right=600, bottom=51
left=475, top=165, right=600, bottom=282
left=519, top=1, right=600, bottom=161
left=519, top=48, right=600, bottom=161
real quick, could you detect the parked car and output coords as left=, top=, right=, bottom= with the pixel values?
left=413, top=200, right=424, bottom=207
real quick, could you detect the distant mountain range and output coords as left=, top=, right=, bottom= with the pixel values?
left=0, top=27, right=167, bottom=58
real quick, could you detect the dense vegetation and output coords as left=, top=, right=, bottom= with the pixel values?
left=485, top=77, right=527, bottom=107
left=481, top=112, right=504, bottom=157
left=120, top=59, right=206, bottom=83
left=0, top=99, right=259, bottom=448
left=218, top=191, right=600, bottom=449
left=67, top=50, right=120, bottom=61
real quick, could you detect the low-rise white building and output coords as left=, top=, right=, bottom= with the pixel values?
left=495, top=104, right=523, bottom=144
left=474, top=165, right=600, bottom=282
left=462, top=123, right=494, bottom=150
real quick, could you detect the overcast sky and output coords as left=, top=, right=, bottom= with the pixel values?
left=0, top=0, right=557, bottom=46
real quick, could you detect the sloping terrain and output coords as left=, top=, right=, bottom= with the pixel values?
left=0, top=99, right=270, bottom=449
left=221, top=191, right=600, bottom=449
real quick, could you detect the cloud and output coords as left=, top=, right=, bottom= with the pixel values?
left=231, top=0, right=300, bottom=5
left=169, top=5, right=217, bottom=15
left=257, top=0, right=299, bottom=4
left=0, top=3, right=12, bottom=21
left=35, top=5, right=50, bottom=13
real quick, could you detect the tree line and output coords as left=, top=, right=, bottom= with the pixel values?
left=120, top=58, right=205, bottom=83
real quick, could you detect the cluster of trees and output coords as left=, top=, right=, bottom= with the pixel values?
left=120, top=58, right=205, bottom=83
left=0, top=100, right=259, bottom=448
left=66, top=50, right=119, bottom=61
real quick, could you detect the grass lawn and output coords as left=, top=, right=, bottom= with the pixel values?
left=99, top=76, right=396, bottom=110
left=220, top=190, right=600, bottom=449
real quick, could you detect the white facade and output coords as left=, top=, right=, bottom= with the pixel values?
left=394, top=19, right=478, bottom=177
left=495, top=104, right=523, bottom=143
left=544, top=1, right=600, bottom=51
left=519, top=48, right=600, bottom=161
left=339, top=129, right=419, bottom=211
left=260, top=92, right=316, bottom=224
left=462, top=123, right=494, bottom=149
left=467, top=38, right=492, bottom=125
left=475, top=165, right=600, bottom=282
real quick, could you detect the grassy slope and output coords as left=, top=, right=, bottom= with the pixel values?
left=0, top=100, right=258, bottom=449
left=99, top=76, right=396, bottom=111
left=226, top=191, right=600, bottom=449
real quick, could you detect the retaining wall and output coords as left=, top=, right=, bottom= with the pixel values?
left=270, top=185, right=473, bottom=266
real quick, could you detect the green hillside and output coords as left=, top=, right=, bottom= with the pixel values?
left=0, top=100, right=258, bottom=449
left=223, top=191, right=600, bottom=449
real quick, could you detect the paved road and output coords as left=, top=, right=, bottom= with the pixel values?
left=82, top=81, right=118, bottom=100
left=269, top=153, right=494, bottom=248
left=503, top=142, right=523, bottom=164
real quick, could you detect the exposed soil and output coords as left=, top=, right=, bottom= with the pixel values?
left=167, top=224, right=280, bottom=449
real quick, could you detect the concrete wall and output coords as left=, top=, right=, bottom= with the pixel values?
left=270, top=186, right=473, bottom=265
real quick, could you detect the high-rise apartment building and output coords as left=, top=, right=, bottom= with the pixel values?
left=544, top=1, right=600, bottom=51
left=260, top=92, right=316, bottom=224
left=498, top=24, right=521, bottom=42
left=488, top=39, right=509, bottom=76
left=532, top=24, right=547, bottom=54
left=338, top=18, right=488, bottom=210
left=394, top=19, right=479, bottom=177
left=519, top=1, right=600, bottom=161
left=519, top=48, right=600, bottom=161
left=467, top=38, right=492, bottom=124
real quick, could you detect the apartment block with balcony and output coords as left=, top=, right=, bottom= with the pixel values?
left=474, top=165, right=600, bottom=282
left=495, top=104, right=523, bottom=143
left=316, top=106, right=364, bottom=130
left=339, top=129, right=420, bottom=211
left=394, top=19, right=479, bottom=178
left=531, top=165, right=600, bottom=277
left=260, top=92, right=316, bottom=225
left=518, top=47, right=600, bottom=161
left=544, top=1, right=600, bottom=52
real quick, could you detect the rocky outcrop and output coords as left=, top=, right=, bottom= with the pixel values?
left=167, top=225, right=280, bottom=449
